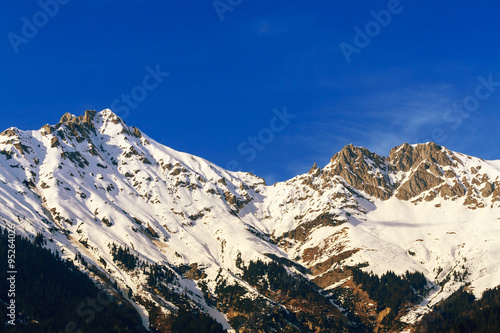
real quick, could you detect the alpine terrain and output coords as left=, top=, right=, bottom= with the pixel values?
left=2, top=109, right=500, bottom=332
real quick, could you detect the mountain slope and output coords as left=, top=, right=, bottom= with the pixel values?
left=257, top=142, right=500, bottom=327
left=2, top=109, right=500, bottom=332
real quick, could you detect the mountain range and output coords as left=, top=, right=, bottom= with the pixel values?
left=2, top=109, right=500, bottom=332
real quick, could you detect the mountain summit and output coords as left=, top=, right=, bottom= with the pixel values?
left=2, top=109, right=500, bottom=331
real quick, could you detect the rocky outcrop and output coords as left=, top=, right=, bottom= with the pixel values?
left=320, top=142, right=498, bottom=208
left=282, top=213, right=345, bottom=242
left=481, top=182, right=495, bottom=197
left=326, top=144, right=393, bottom=199
left=56, top=110, right=99, bottom=144
left=0, top=128, right=20, bottom=137
left=184, top=263, right=207, bottom=280
left=439, top=181, right=467, bottom=199
left=60, top=110, right=96, bottom=127
left=389, top=142, right=453, bottom=172
left=132, top=127, right=142, bottom=138
left=308, top=163, right=321, bottom=177
left=492, top=182, right=500, bottom=203
left=82, top=109, right=97, bottom=126
left=395, top=166, right=444, bottom=200
left=50, top=137, right=60, bottom=148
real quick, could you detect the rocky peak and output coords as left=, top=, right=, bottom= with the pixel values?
left=0, top=127, right=20, bottom=138
left=55, top=109, right=136, bottom=146
left=331, top=144, right=389, bottom=172
left=326, top=144, right=392, bottom=199
left=308, top=163, right=321, bottom=177
left=389, top=142, right=453, bottom=172
left=93, top=109, right=138, bottom=138
left=59, top=112, right=76, bottom=124
left=331, top=144, right=376, bottom=164
left=59, top=110, right=98, bottom=128
left=98, top=109, right=127, bottom=126
left=83, top=110, right=97, bottom=126
left=387, top=142, right=491, bottom=204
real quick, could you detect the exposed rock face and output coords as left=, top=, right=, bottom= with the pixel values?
left=132, top=127, right=142, bottom=138
left=319, top=142, right=499, bottom=207
left=492, top=183, right=500, bottom=203
left=59, top=112, right=75, bottom=124
left=326, top=144, right=393, bottom=199
left=184, top=263, right=207, bottom=280
left=320, top=142, right=452, bottom=201
left=4, top=110, right=500, bottom=332
left=482, top=182, right=495, bottom=197
left=281, top=213, right=345, bottom=242
left=50, top=137, right=60, bottom=148
left=308, top=162, right=321, bottom=177
left=55, top=110, right=99, bottom=145
left=388, top=143, right=455, bottom=200
left=41, top=124, right=53, bottom=135
left=395, top=165, right=444, bottom=201
left=83, top=109, right=97, bottom=126
left=439, top=181, right=467, bottom=198
left=60, top=110, right=96, bottom=127
left=389, top=142, right=453, bottom=172
left=0, top=128, right=19, bottom=137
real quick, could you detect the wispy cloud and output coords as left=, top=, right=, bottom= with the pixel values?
left=354, top=84, right=455, bottom=154
left=287, top=84, right=458, bottom=167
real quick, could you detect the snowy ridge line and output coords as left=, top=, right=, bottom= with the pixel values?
left=2, top=109, right=500, bottom=330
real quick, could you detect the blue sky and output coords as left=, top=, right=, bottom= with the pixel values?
left=1, top=1, right=500, bottom=183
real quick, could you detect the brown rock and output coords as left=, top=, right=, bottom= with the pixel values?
left=464, top=195, right=485, bottom=209
left=428, top=163, right=444, bottom=177
left=132, top=127, right=142, bottom=138
left=444, top=170, right=456, bottom=178
left=184, top=263, right=207, bottom=280
left=439, top=181, right=466, bottom=199
left=50, top=137, right=60, bottom=148
left=0, top=128, right=19, bottom=137
left=492, top=182, right=500, bottom=203
left=482, top=182, right=495, bottom=197
left=41, top=124, right=52, bottom=135
left=395, top=167, right=444, bottom=201
left=282, top=213, right=344, bottom=242
left=83, top=110, right=97, bottom=126
left=308, top=163, right=321, bottom=177
left=59, top=112, right=76, bottom=124
left=312, top=269, right=351, bottom=289
left=328, top=144, right=392, bottom=199
left=389, top=142, right=453, bottom=173
left=309, top=249, right=359, bottom=276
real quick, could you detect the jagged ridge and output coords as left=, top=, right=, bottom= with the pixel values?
left=2, top=109, right=500, bottom=331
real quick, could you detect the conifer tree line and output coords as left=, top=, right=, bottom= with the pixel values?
left=351, top=267, right=428, bottom=322
left=110, top=242, right=138, bottom=270
left=418, top=286, right=500, bottom=332
left=241, top=258, right=321, bottom=301
left=4, top=224, right=500, bottom=332
left=0, top=227, right=145, bottom=332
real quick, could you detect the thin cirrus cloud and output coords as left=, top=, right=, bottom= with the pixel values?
left=286, top=85, right=457, bottom=170
left=356, top=85, right=455, bottom=153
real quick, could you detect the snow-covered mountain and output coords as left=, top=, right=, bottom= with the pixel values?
left=2, top=109, right=500, bottom=332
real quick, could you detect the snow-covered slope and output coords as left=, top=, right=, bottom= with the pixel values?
left=0, top=110, right=276, bottom=329
left=249, top=142, right=500, bottom=326
left=2, top=109, right=500, bottom=331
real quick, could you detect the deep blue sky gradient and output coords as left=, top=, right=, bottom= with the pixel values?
left=1, top=1, right=500, bottom=183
